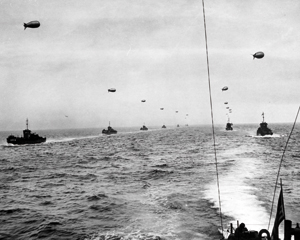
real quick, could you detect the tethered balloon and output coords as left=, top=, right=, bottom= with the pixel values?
left=222, top=86, right=228, bottom=91
left=24, top=20, right=40, bottom=30
left=108, top=88, right=116, bottom=92
left=253, top=51, right=264, bottom=59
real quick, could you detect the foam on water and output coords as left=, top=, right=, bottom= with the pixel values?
left=203, top=147, right=270, bottom=231
left=248, top=134, right=282, bottom=138
left=45, top=135, right=100, bottom=143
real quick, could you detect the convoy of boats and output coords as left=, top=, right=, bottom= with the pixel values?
left=4, top=112, right=274, bottom=143
left=5, top=121, right=219, bottom=144
left=98, top=118, right=272, bottom=136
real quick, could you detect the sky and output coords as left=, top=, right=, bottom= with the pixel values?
left=0, top=0, right=300, bottom=130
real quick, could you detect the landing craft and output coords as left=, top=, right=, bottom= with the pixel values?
left=24, top=20, right=40, bottom=30
left=224, top=102, right=228, bottom=104
left=108, top=88, right=116, bottom=92
left=160, top=108, right=164, bottom=110
left=222, top=86, right=228, bottom=91
left=253, top=51, right=264, bottom=59
left=226, top=107, right=229, bottom=109
left=141, top=100, right=146, bottom=102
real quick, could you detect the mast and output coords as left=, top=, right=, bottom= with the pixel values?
left=26, top=118, right=29, bottom=130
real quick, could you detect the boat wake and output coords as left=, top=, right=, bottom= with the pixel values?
left=203, top=148, right=269, bottom=231
left=246, top=134, right=283, bottom=138
left=45, top=135, right=100, bottom=143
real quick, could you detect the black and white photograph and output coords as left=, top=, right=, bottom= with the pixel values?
left=1, top=1, right=300, bottom=239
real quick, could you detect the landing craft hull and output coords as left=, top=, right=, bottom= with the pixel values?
left=102, top=129, right=117, bottom=135
left=7, top=137, right=46, bottom=145
left=256, top=122, right=273, bottom=136
left=256, top=129, right=273, bottom=136
left=102, top=131, right=117, bottom=135
left=226, top=123, right=233, bottom=130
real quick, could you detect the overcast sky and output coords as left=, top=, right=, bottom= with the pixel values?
left=0, top=0, right=299, bottom=130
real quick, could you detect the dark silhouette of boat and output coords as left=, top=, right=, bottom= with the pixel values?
left=102, top=122, right=117, bottom=135
left=7, top=119, right=46, bottom=145
left=257, top=112, right=273, bottom=136
left=140, top=125, right=148, bottom=131
left=162, top=125, right=166, bottom=128
left=225, top=122, right=233, bottom=130
left=225, top=117, right=233, bottom=130
left=177, top=124, right=180, bottom=127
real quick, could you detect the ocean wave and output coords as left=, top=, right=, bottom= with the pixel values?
left=0, top=208, right=25, bottom=214
left=1, top=125, right=299, bottom=240
left=87, top=194, right=108, bottom=201
left=85, top=232, right=162, bottom=240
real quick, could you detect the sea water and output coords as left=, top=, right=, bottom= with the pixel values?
left=1, top=124, right=300, bottom=240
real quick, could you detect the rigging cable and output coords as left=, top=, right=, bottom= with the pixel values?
left=267, top=106, right=300, bottom=230
left=201, top=0, right=223, bottom=232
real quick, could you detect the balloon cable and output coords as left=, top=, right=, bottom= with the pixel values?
left=267, top=106, right=300, bottom=230
left=201, top=0, right=223, bottom=232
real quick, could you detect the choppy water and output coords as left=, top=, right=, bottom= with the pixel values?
left=1, top=124, right=300, bottom=240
